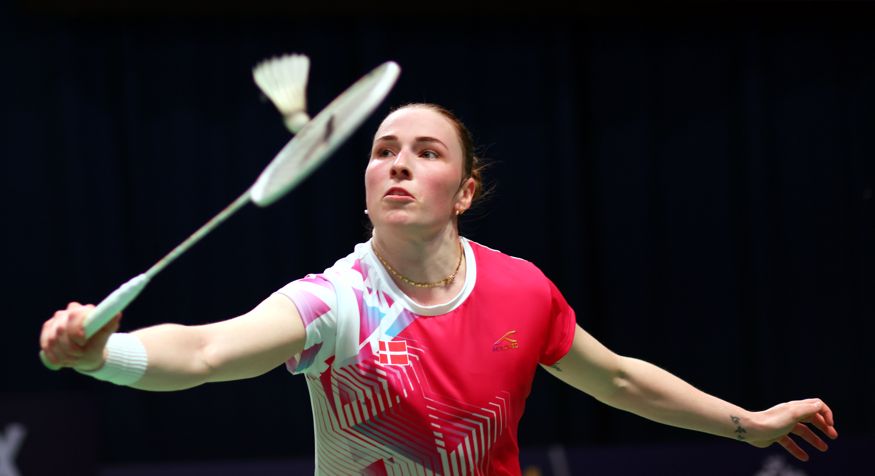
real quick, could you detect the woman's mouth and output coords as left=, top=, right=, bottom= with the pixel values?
left=384, top=187, right=414, bottom=199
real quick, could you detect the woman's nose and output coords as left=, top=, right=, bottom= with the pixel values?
left=390, top=152, right=412, bottom=179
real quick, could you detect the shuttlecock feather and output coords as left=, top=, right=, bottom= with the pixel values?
left=253, top=53, right=311, bottom=133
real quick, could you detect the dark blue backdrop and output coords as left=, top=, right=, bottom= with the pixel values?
left=2, top=0, right=872, bottom=472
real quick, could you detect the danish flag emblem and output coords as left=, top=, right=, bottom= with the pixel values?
left=378, top=340, right=410, bottom=365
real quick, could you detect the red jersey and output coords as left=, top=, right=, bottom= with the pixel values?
left=277, top=238, right=577, bottom=475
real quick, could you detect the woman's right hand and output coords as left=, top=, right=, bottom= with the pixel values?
left=40, top=302, right=120, bottom=371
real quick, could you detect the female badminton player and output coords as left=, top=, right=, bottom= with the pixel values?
left=40, top=103, right=837, bottom=475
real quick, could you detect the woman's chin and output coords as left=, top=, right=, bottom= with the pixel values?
left=380, top=218, right=418, bottom=229
left=372, top=212, right=412, bottom=227
left=375, top=214, right=450, bottom=233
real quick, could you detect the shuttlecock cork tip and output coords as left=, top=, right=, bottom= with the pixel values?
left=253, top=53, right=311, bottom=133
left=285, top=111, right=310, bottom=133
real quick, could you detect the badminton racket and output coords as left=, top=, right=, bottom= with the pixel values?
left=41, top=60, right=400, bottom=369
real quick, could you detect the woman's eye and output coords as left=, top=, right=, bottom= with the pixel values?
left=376, top=148, right=394, bottom=158
left=421, top=150, right=439, bottom=159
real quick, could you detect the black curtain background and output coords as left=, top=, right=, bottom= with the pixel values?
left=2, top=0, right=872, bottom=466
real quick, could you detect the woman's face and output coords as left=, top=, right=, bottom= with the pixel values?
left=365, top=106, right=474, bottom=234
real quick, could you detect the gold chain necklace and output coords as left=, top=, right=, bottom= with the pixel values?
left=372, top=241, right=464, bottom=288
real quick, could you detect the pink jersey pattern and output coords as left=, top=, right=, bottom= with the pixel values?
left=276, top=239, right=576, bottom=475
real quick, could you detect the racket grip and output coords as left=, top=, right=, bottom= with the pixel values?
left=83, top=273, right=151, bottom=339
left=40, top=274, right=150, bottom=371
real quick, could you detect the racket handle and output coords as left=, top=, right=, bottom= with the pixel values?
left=39, top=274, right=150, bottom=370
left=83, top=273, right=150, bottom=339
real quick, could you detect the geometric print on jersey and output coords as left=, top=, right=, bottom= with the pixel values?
left=307, top=338, right=509, bottom=475
left=277, top=238, right=580, bottom=475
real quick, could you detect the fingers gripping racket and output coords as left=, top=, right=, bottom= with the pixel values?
left=41, top=61, right=400, bottom=369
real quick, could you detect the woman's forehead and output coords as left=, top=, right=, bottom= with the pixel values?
left=374, top=107, right=457, bottom=143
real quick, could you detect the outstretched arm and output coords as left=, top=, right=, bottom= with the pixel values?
left=543, top=325, right=838, bottom=461
left=40, top=294, right=306, bottom=391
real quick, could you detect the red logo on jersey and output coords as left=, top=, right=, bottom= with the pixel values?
left=492, top=330, right=519, bottom=352
left=378, top=340, right=410, bottom=365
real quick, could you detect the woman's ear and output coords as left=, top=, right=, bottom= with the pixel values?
left=456, top=176, right=476, bottom=214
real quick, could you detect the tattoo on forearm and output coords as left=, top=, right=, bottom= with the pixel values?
left=550, top=364, right=562, bottom=372
left=730, top=415, right=747, bottom=441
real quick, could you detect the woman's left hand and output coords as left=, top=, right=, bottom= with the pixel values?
left=746, top=398, right=838, bottom=461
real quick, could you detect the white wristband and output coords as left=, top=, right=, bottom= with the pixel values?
left=76, top=333, right=148, bottom=386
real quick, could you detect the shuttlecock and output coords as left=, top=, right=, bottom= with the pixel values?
left=253, top=53, right=311, bottom=133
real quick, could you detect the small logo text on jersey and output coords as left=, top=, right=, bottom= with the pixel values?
left=493, top=330, right=519, bottom=352
left=378, top=340, right=410, bottom=365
